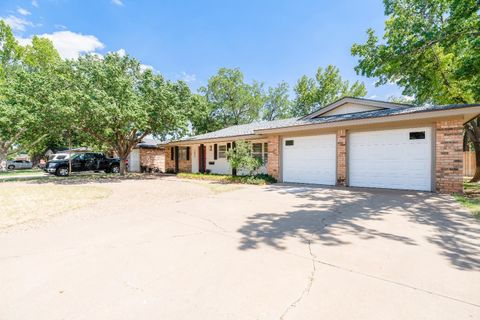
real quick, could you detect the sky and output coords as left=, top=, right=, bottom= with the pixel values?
left=0, top=0, right=405, bottom=100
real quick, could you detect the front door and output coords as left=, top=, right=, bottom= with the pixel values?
left=198, top=144, right=206, bottom=173
left=191, top=145, right=199, bottom=173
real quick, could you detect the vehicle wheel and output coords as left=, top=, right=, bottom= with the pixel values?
left=55, top=167, right=69, bottom=177
left=7, top=165, right=15, bottom=170
left=110, top=165, right=120, bottom=174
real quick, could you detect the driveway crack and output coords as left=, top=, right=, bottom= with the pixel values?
left=280, top=239, right=317, bottom=320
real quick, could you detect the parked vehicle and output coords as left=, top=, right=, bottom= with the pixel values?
left=7, top=160, right=33, bottom=170
left=44, top=152, right=120, bottom=176
left=49, top=153, right=70, bottom=161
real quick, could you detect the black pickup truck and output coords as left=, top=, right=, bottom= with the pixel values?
left=45, top=152, right=120, bottom=176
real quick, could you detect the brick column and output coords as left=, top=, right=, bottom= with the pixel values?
left=165, top=146, right=175, bottom=172
left=435, top=119, right=463, bottom=193
left=267, top=135, right=280, bottom=180
left=336, top=129, right=347, bottom=186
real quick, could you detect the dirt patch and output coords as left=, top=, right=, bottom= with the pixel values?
left=0, top=183, right=111, bottom=231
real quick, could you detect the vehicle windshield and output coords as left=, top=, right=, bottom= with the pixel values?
left=70, top=153, right=82, bottom=160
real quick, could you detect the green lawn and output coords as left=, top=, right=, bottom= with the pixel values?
left=455, top=179, right=480, bottom=219
left=0, top=169, right=45, bottom=177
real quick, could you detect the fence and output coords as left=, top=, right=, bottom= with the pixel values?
left=464, top=151, right=476, bottom=176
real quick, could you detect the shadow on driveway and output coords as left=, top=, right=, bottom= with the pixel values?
left=237, top=184, right=480, bottom=271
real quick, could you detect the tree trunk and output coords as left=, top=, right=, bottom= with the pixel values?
left=470, top=143, right=480, bottom=182
left=0, top=149, right=7, bottom=172
left=119, top=156, right=127, bottom=176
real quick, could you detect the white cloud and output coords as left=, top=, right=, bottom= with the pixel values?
left=32, top=0, right=39, bottom=7
left=116, top=48, right=126, bottom=57
left=140, top=64, right=154, bottom=72
left=18, top=31, right=105, bottom=59
left=368, top=95, right=377, bottom=99
left=1, top=15, right=33, bottom=31
left=17, top=8, right=31, bottom=16
left=179, top=72, right=196, bottom=83
left=111, top=0, right=123, bottom=6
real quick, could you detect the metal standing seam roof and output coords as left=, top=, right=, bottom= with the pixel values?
left=176, top=103, right=480, bottom=143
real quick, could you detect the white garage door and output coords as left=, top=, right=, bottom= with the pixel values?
left=128, top=149, right=141, bottom=172
left=282, top=134, right=336, bottom=185
left=349, top=127, right=432, bottom=191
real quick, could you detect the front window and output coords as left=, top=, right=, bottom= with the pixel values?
left=179, top=147, right=188, bottom=160
left=218, top=145, right=227, bottom=158
left=252, top=142, right=268, bottom=163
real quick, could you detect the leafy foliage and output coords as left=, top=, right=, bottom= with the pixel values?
left=261, top=81, right=292, bottom=120
left=177, top=172, right=277, bottom=185
left=0, top=21, right=63, bottom=170
left=67, top=53, right=193, bottom=174
left=351, top=0, right=480, bottom=180
left=291, top=65, right=367, bottom=117
left=192, top=68, right=264, bottom=134
left=226, top=140, right=263, bottom=175
left=351, top=0, right=479, bottom=105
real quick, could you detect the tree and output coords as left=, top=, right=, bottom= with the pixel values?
left=188, top=94, right=223, bottom=135
left=351, top=0, right=480, bottom=180
left=69, top=53, right=192, bottom=175
left=261, top=81, right=292, bottom=121
left=226, top=140, right=263, bottom=176
left=0, top=21, right=62, bottom=170
left=195, top=68, right=264, bottom=133
left=291, top=65, right=367, bottom=117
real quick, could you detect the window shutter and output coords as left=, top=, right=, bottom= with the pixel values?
left=214, top=144, right=218, bottom=160
left=171, top=147, right=174, bottom=160
left=186, top=147, right=190, bottom=160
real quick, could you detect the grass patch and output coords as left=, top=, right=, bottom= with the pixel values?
left=455, top=178, right=480, bottom=219
left=0, top=169, right=45, bottom=177
left=0, top=184, right=111, bottom=231
left=0, top=172, right=160, bottom=184
left=177, top=172, right=277, bottom=185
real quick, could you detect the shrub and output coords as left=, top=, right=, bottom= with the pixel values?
left=226, top=140, right=263, bottom=176
left=177, top=172, right=276, bottom=185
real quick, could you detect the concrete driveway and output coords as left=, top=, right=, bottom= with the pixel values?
left=1, top=177, right=479, bottom=319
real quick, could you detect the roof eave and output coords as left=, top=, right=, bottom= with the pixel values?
left=301, top=97, right=412, bottom=120
left=255, top=106, right=480, bottom=135
left=166, top=134, right=263, bottom=146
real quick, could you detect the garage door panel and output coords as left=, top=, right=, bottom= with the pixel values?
left=349, top=128, right=432, bottom=191
left=283, top=134, right=336, bottom=185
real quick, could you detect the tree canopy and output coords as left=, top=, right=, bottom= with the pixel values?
left=196, top=68, right=264, bottom=131
left=351, top=0, right=479, bottom=105
left=0, top=21, right=63, bottom=170
left=261, top=81, right=292, bottom=121
left=351, top=0, right=480, bottom=180
left=66, top=53, right=192, bottom=174
left=291, top=65, right=367, bottom=117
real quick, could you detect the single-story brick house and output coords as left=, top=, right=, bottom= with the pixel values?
left=166, top=97, right=480, bottom=193
left=128, top=138, right=165, bottom=173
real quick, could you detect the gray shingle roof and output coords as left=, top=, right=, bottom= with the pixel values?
left=177, top=103, right=479, bottom=142
left=179, top=118, right=301, bottom=141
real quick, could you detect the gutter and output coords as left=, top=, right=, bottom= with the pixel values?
left=254, top=106, right=480, bottom=135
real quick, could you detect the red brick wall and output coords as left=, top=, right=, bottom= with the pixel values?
left=140, top=148, right=165, bottom=172
left=267, top=135, right=280, bottom=180
left=336, top=129, right=347, bottom=186
left=435, top=119, right=463, bottom=193
left=165, top=146, right=192, bottom=173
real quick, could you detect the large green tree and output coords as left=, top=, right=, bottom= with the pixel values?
left=0, top=21, right=62, bottom=170
left=292, top=65, right=367, bottom=117
left=351, top=0, right=480, bottom=180
left=68, top=53, right=192, bottom=174
left=261, top=81, right=292, bottom=121
left=193, top=68, right=264, bottom=134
